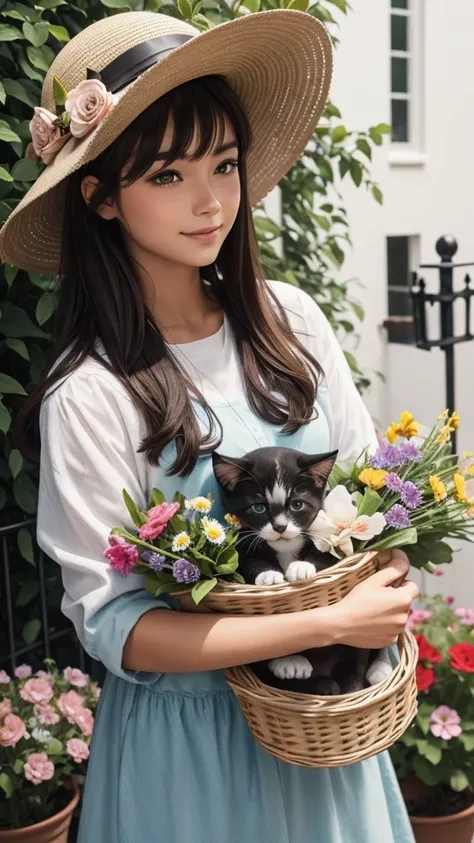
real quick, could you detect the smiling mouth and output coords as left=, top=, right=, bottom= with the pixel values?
left=182, top=225, right=222, bottom=235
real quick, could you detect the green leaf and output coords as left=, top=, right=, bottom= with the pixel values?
left=450, top=771, right=469, bottom=792
left=416, top=740, right=442, bottom=765
left=0, top=25, right=22, bottom=41
left=16, top=579, right=40, bottom=607
left=178, top=0, right=193, bottom=16
left=459, top=733, right=474, bottom=752
left=240, top=0, right=260, bottom=9
left=9, top=449, right=23, bottom=479
left=5, top=338, right=29, bottom=360
left=0, top=773, right=12, bottom=799
left=3, top=78, right=40, bottom=109
left=0, top=400, right=11, bottom=434
left=48, top=25, right=70, bottom=42
left=332, top=125, right=347, bottom=143
left=0, top=373, right=26, bottom=395
left=4, top=264, right=18, bottom=287
left=0, top=82, right=5, bottom=105
left=369, top=127, right=383, bottom=146
left=350, top=159, right=363, bottom=187
left=150, top=488, right=166, bottom=507
left=27, top=45, right=55, bottom=73
left=0, top=302, right=49, bottom=338
left=122, top=488, right=147, bottom=528
left=13, top=759, right=24, bottom=775
left=46, top=737, right=63, bottom=755
left=191, top=577, right=217, bottom=605
left=0, top=166, right=13, bottom=182
left=11, top=158, right=41, bottom=182
left=53, top=75, right=68, bottom=107
left=100, top=0, right=132, bottom=6
left=23, top=21, right=49, bottom=47
left=413, top=756, right=444, bottom=787
left=14, top=473, right=38, bottom=514
left=154, top=581, right=188, bottom=598
left=22, top=618, right=41, bottom=645
left=371, top=184, right=383, bottom=204
left=356, top=138, right=372, bottom=159
left=36, top=291, right=57, bottom=325
left=288, top=0, right=309, bottom=9
left=356, top=487, right=382, bottom=517
left=370, top=527, right=418, bottom=551
left=0, top=123, right=21, bottom=143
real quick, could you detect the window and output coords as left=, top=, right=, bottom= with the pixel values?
left=390, top=0, right=422, bottom=146
left=386, top=236, right=419, bottom=344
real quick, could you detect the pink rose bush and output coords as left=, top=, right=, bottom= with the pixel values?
left=0, top=660, right=100, bottom=831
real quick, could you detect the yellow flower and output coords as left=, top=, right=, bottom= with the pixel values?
left=467, top=465, right=474, bottom=477
left=359, top=468, right=387, bottom=490
left=191, top=496, right=212, bottom=513
left=203, top=518, right=226, bottom=545
left=429, top=475, right=447, bottom=502
left=436, top=425, right=452, bottom=445
left=171, top=531, right=191, bottom=552
left=201, top=516, right=210, bottom=529
left=454, top=473, right=467, bottom=503
left=448, top=411, right=460, bottom=431
left=463, top=451, right=473, bottom=459
left=385, top=410, right=419, bottom=443
left=224, top=513, right=241, bottom=528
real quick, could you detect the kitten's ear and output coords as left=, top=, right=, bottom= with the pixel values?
left=297, top=450, right=338, bottom=488
left=212, top=452, right=251, bottom=491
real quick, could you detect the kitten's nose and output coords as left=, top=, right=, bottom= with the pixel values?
left=273, top=524, right=287, bottom=534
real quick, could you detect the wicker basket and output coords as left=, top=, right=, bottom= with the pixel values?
left=224, top=631, right=418, bottom=768
left=174, top=550, right=383, bottom=614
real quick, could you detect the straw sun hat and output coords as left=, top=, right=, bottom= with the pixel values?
left=0, top=10, right=332, bottom=273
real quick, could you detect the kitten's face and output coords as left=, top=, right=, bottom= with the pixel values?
left=212, top=447, right=338, bottom=553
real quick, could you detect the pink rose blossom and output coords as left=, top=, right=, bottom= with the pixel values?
left=0, top=713, right=28, bottom=747
left=139, top=501, right=180, bottom=541
left=20, top=677, right=54, bottom=706
left=64, top=667, right=89, bottom=687
left=29, top=107, right=60, bottom=157
left=24, top=752, right=55, bottom=785
left=57, top=690, right=85, bottom=724
left=67, top=738, right=90, bottom=764
left=455, top=608, right=474, bottom=626
left=74, top=707, right=94, bottom=737
left=0, top=670, right=11, bottom=684
left=103, top=535, right=138, bottom=576
left=0, top=698, right=12, bottom=720
left=15, top=664, right=32, bottom=680
left=430, top=705, right=462, bottom=740
left=65, top=79, right=117, bottom=139
left=407, top=609, right=432, bottom=630
left=34, top=704, right=60, bottom=726
left=35, top=670, right=54, bottom=682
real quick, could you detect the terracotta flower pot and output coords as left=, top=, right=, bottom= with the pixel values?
left=0, top=778, right=80, bottom=843
left=410, top=799, right=474, bottom=843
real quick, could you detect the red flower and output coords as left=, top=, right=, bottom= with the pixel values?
left=415, top=634, right=442, bottom=664
left=449, top=642, right=474, bottom=673
left=416, top=664, right=436, bottom=692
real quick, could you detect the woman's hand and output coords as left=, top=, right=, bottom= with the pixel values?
left=330, top=549, right=419, bottom=649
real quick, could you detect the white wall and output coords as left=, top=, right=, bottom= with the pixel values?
left=329, top=0, right=474, bottom=603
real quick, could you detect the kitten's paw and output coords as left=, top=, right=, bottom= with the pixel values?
left=268, top=655, right=313, bottom=680
left=366, top=659, right=393, bottom=686
left=255, top=570, right=286, bottom=586
left=285, top=561, right=317, bottom=582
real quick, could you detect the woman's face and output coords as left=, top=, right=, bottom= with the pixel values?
left=86, top=116, right=241, bottom=269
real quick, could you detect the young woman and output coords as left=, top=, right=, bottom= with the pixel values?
left=2, top=10, right=419, bottom=842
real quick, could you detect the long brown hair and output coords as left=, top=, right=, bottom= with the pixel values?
left=15, top=74, right=323, bottom=476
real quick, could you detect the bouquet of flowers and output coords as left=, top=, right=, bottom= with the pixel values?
left=390, top=594, right=474, bottom=816
left=104, top=489, right=243, bottom=605
left=310, top=410, right=474, bottom=570
left=0, top=659, right=100, bottom=830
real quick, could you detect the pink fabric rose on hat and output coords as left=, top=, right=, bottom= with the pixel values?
left=139, top=501, right=180, bottom=541
left=0, top=698, right=12, bottom=720
left=67, top=738, right=90, bottom=764
left=34, top=703, right=60, bottom=726
left=430, top=706, right=462, bottom=740
left=57, top=689, right=85, bottom=724
left=15, top=664, right=32, bottom=680
left=24, top=752, right=55, bottom=785
left=0, top=713, right=28, bottom=747
left=29, top=107, right=60, bottom=156
left=65, top=79, right=117, bottom=139
left=103, top=535, right=138, bottom=576
left=64, top=667, right=89, bottom=687
left=20, top=677, right=54, bottom=706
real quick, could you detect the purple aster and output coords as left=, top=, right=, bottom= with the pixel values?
left=370, top=442, right=404, bottom=470
left=142, top=550, right=166, bottom=572
left=398, top=441, right=422, bottom=463
left=385, top=504, right=411, bottom=529
left=400, top=481, right=423, bottom=510
left=172, top=558, right=200, bottom=584
left=385, top=472, right=404, bottom=493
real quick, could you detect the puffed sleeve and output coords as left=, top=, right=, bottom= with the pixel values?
left=37, top=365, right=174, bottom=684
left=295, top=287, right=378, bottom=461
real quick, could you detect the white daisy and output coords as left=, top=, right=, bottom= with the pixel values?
left=187, top=496, right=212, bottom=514
left=203, top=518, right=226, bottom=545
left=171, top=531, right=191, bottom=552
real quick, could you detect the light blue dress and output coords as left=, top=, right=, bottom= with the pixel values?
left=76, top=388, right=415, bottom=843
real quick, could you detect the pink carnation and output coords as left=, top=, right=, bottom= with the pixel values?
left=0, top=713, right=28, bottom=747
left=430, top=705, right=462, bottom=740
left=57, top=690, right=85, bottom=724
left=15, top=664, right=32, bottom=680
left=103, top=535, right=138, bottom=576
left=74, top=707, right=94, bottom=737
left=24, top=752, right=55, bottom=785
left=67, top=738, right=90, bottom=764
left=0, top=670, right=11, bottom=684
left=35, top=670, right=54, bottom=682
left=0, top=698, right=12, bottom=720
left=455, top=608, right=474, bottom=626
left=407, top=609, right=432, bottom=630
left=138, top=501, right=180, bottom=541
left=34, top=703, right=60, bottom=726
left=20, top=677, right=54, bottom=706
left=64, top=667, right=89, bottom=687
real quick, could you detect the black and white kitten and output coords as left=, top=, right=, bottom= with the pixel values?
left=212, top=446, right=392, bottom=695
